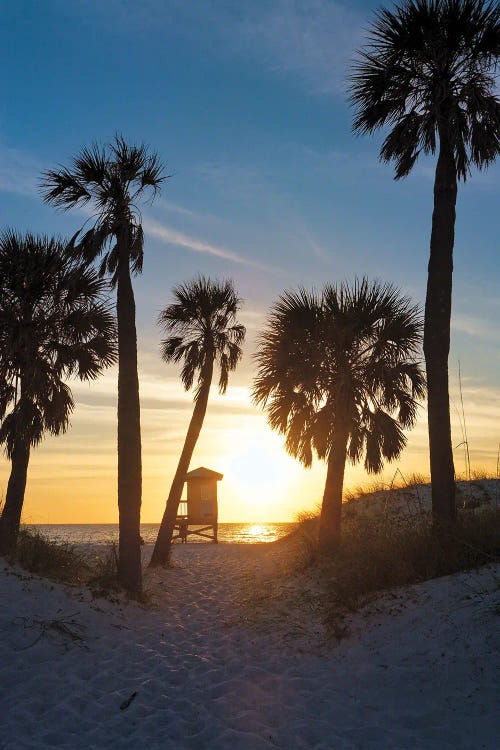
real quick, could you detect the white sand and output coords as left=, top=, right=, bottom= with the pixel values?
left=0, top=541, right=498, bottom=750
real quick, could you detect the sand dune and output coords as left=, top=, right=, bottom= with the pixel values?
left=1, top=541, right=498, bottom=749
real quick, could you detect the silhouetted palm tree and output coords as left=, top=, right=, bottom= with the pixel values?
left=41, top=136, right=167, bottom=593
left=253, top=279, right=425, bottom=551
left=349, top=0, right=500, bottom=524
left=150, top=277, right=245, bottom=566
left=0, top=230, right=116, bottom=554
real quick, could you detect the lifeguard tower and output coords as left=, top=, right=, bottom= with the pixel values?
left=174, top=467, right=223, bottom=543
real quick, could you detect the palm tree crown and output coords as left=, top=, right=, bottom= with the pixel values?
left=254, top=279, right=425, bottom=474
left=159, top=276, right=246, bottom=397
left=349, top=0, right=500, bottom=179
left=349, top=0, right=499, bottom=525
left=0, top=230, right=116, bottom=553
left=41, top=135, right=167, bottom=593
left=0, top=229, right=116, bottom=453
left=40, top=134, right=167, bottom=280
left=254, top=278, right=425, bottom=550
left=149, top=277, right=245, bottom=566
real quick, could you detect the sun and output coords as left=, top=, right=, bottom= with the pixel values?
left=222, top=428, right=304, bottom=521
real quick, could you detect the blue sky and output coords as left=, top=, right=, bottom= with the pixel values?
left=1, top=1, right=498, bottom=522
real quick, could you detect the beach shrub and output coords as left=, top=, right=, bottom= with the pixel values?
left=12, top=528, right=88, bottom=583
left=330, top=509, right=499, bottom=611
left=293, top=489, right=500, bottom=614
left=87, top=542, right=121, bottom=596
left=5, top=528, right=147, bottom=602
left=293, top=511, right=322, bottom=568
left=2, top=522, right=150, bottom=604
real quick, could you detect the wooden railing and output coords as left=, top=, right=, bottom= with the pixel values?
left=173, top=499, right=218, bottom=542
left=177, top=499, right=188, bottom=518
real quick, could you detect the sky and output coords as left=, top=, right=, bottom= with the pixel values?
left=0, top=0, right=498, bottom=523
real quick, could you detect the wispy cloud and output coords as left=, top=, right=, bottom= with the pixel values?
left=298, top=224, right=330, bottom=262
left=233, top=0, right=365, bottom=95
left=452, top=314, right=500, bottom=342
left=144, top=217, right=270, bottom=270
left=195, top=160, right=275, bottom=198
left=0, top=139, right=272, bottom=272
left=156, top=198, right=220, bottom=224
left=0, top=144, right=40, bottom=198
left=66, top=0, right=364, bottom=97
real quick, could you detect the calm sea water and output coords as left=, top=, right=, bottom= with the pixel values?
left=27, top=523, right=294, bottom=545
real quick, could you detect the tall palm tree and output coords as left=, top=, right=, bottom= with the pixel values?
left=150, top=277, right=245, bottom=566
left=349, top=0, right=500, bottom=525
left=41, top=135, right=167, bottom=593
left=0, top=230, right=116, bottom=554
left=253, top=279, right=425, bottom=551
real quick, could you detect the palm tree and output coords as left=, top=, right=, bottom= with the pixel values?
left=0, top=230, right=116, bottom=554
left=253, top=279, right=425, bottom=551
left=150, top=277, right=245, bottom=566
left=41, top=135, right=167, bottom=593
left=349, top=0, right=500, bottom=525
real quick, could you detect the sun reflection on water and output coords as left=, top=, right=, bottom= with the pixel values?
left=247, top=524, right=278, bottom=542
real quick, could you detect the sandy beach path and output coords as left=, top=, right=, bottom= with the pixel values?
left=1, top=542, right=498, bottom=750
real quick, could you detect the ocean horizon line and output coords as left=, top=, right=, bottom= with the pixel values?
left=25, top=521, right=294, bottom=545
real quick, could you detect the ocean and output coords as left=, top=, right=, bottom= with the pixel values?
left=28, top=522, right=294, bottom=545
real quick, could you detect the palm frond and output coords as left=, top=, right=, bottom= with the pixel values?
left=74, top=223, right=113, bottom=266
left=73, top=143, right=109, bottom=186
left=254, top=278, right=424, bottom=473
left=0, top=231, right=117, bottom=452
left=41, top=136, right=168, bottom=277
left=158, top=276, right=245, bottom=396
left=349, top=0, right=500, bottom=181
left=129, top=225, right=144, bottom=276
left=40, top=168, right=91, bottom=209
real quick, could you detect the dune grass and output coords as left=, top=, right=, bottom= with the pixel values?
left=12, top=527, right=90, bottom=584
left=3, top=527, right=146, bottom=601
left=293, top=480, right=500, bottom=615
left=343, top=469, right=498, bottom=504
left=86, top=542, right=121, bottom=596
left=2, top=523, right=122, bottom=595
left=343, top=471, right=429, bottom=504
left=0, top=494, right=87, bottom=583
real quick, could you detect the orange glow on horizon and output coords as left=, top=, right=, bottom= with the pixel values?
left=1, top=379, right=498, bottom=525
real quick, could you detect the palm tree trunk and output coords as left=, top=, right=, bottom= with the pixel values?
left=424, top=133, right=457, bottom=525
left=318, top=422, right=349, bottom=552
left=116, top=239, right=142, bottom=594
left=0, top=439, right=30, bottom=555
left=150, top=361, right=214, bottom=566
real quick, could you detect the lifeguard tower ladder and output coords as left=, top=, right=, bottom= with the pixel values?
left=174, top=467, right=223, bottom=543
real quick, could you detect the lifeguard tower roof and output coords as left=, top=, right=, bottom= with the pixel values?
left=186, top=466, right=223, bottom=481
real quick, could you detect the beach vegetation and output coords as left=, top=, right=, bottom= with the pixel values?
left=5, top=528, right=126, bottom=599
left=349, top=0, right=500, bottom=526
left=253, top=278, right=425, bottom=553
left=150, top=276, right=245, bottom=566
left=9, top=527, right=90, bottom=583
left=86, top=541, right=123, bottom=598
left=0, top=231, right=116, bottom=555
left=292, top=483, right=500, bottom=614
left=41, top=136, right=168, bottom=595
